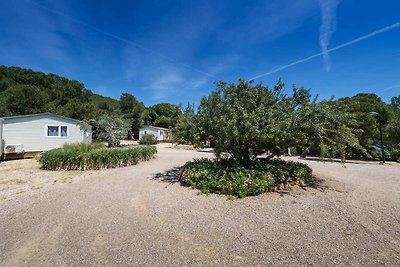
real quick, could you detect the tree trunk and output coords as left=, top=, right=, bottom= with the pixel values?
left=300, top=147, right=309, bottom=158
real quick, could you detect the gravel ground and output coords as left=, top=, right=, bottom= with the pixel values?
left=0, top=159, right=90, bottom=199
left=0, top=145, right=399, bottom=266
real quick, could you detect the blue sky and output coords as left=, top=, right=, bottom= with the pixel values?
left=0, top=0, right=399, bottom=106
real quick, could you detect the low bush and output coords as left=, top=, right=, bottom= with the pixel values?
left=182, top=158, right=312, bottom=198
left=39, top=145, right=157, bottom=170
left=61, top=143, right=106, bottom=152
left=389, top=144, right=400, bottom=162
left=139, top=134, right=158, bottom=145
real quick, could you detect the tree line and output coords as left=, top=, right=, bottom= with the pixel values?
left=173, top=80, right=400, bottom=162
left=0, top=66, right=181, bottom=140
left=1, top=66, right=399, bottom=161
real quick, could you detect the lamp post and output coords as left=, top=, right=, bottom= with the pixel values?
left=368, top=111, right=385, bottom=164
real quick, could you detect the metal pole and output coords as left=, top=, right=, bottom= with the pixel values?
left=378, top=115, right=385, bottom=163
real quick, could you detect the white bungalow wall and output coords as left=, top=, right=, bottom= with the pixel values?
left=139, top=126, right=169, bottom=141
left=2, top=116, right=90, bottom=152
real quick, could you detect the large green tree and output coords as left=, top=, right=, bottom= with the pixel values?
left=119, top=93, right=146, bottom=139
left=120, top=93, right=138, bottom=114
left=197, top=80, right=311, bottom=163
left=147, top=103, right=181, bottom=129
left=197, top=79, right=365, bottom=164
left=338, top=94, right=390, bottom=148
left=296, top=99, right=366, bottom=160
left=173, top=103, right=200, bottom=145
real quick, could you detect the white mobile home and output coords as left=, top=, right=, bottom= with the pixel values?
left=139, top=125, right=171, bottom=141
left=0, top=113, right=91, bottom=159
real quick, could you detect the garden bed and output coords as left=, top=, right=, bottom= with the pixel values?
left=182, top=158, right=312, bottom=197
left=39, top=143, right=157, bottom=170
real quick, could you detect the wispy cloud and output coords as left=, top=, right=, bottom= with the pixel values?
left=249, top=22, right=400, bottom=80
left=0, top=1, right=78, bottom=73
left=319, top=0, right=340, bottom=72
left=25, top=0, right=219, bottom=80
left=375, top=84, right=400, bottom=94
left=123, top=46, right=239, bottom=103
left=20, top=0, right=316, bottom=99
left=221, top=0, right=316, bottom=45
left=149, top=70, right=185, bottom=101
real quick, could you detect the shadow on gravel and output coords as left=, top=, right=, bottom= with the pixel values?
left=152, top=167, right=184, bottom=187
left=276, top=177, right=328, bottom=197
left=300, top=157, right=381, bottom=165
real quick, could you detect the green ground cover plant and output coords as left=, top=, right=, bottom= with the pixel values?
left=139, top=134, right=158, bottom=145
left=182, top=158, right=312, bottom=198
left=39, top=143, right=157, bottom=170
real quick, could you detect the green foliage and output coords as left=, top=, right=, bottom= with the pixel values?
left=389, top=144, right=400, bottom=162
left=173, top=103, right=200, bottom=145
left=61, top=143, right=106, bottom=152
left=386, top=105, right=400, bottom=149
left=129, top=103, right=147, bottom=138
left=60, top=100, right=96, bottom=121
left=139, top=134, right=158, bottom=145
left=120, top=93, right=138, bottom=113
left=338, top=94, right=390, bottom=148
left=146, top=103, right=181, bottom=128
left=391, top=95, right=400, bottom=110
left=0, top=66, right=118, bottom=119
left=335, top=93, right=400, bottom=160
left=119, top=93, right=180, bottom=138
left=196, top=79, right=400, bottom=162
left=296, top=99, right=367, bottom=161
left=91, top=114, right=130, bottom=147
left=39, top=144, right=157, bottom=170
left=2, top=66, right=399, bottom=162
left=2, top=84, right=48, bottom=115
left=119, top=93, right=147, bottom=139
left=182, top=159, right=312, bottom=197
left=197, top=79, right=310, bottom=163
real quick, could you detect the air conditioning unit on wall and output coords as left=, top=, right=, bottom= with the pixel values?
left=5, top=144, right=24, bottom=154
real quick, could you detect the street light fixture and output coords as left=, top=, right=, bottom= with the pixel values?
left=368, top=111, right=385, bottom=164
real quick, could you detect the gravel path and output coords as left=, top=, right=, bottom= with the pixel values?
left=0, top=146, right=399, bottom=266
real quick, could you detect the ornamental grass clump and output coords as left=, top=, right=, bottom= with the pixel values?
left=39, top=143, right=157, bottom=170
left=139, top=134, right=158, bottom=145
left=182, top=159, right=312, bottom=198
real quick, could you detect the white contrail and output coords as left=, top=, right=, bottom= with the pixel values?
left=249, top=22, right=400, bottom=81
left=319, top=0, right=340, bottom=72
left=25, top=0, right=219, bottom=80
left=375, top=84, right=400, bottom=94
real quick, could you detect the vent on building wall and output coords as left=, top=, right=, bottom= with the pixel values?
left=5, top=144, right=24, bottom=154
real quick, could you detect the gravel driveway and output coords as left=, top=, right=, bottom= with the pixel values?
left=0, top=145, right=399, bottom=266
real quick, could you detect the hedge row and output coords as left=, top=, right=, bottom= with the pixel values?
left=39, top=144, right=157, bottom=170
left=182, top=158, right=312, bottom=197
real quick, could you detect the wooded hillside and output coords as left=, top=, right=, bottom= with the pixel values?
left=0, top=66, right=119, bottom=120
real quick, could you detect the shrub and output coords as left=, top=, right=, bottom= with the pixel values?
left=387, top=144, right=400, bottom=162
left=182, top=158, right=312, bottom=198
left=139, top=134, right=158, bottom=145
left=39, top=145, right=157, bottom=170
left=61, top=142, right=105, bottom=152
left=92, top=114, right=130, bottom=147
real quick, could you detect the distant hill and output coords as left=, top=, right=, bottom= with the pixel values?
left=0, top=65, right=119, bottom=120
